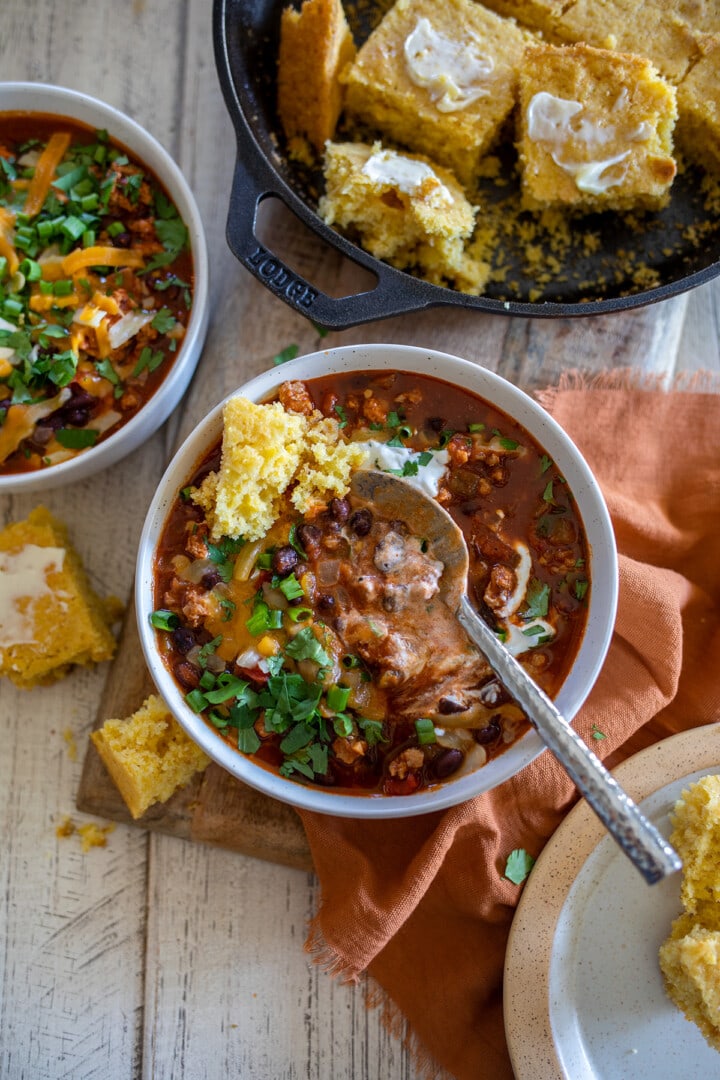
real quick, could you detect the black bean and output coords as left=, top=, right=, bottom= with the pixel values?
left=328, top=497, right=350, bottom=523
left=172, top=626, right=196, bottom=654
left=296, top=523, right=321, bottom=557
left=432, top=748, right=464, bottom=779
left=110, top=231, right=132, bottom=248
left=272, top=545, right=299, bottom=576
left=438, top=696, right=468, bottom=715
left=174, top=660, right=200, bottom=690
left=474, top=718, right=502, bottom=745
left=349, top=508, right=372, bottom=536
left=317, top=594, right=335, bottom=612
left=64, top=407, right=90, bottom=427
left=428, top=416, right=445, bottom=432
left=200, top=567, right=222, bottom=589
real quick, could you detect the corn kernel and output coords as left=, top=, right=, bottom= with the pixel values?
left=257, top=634, right=280, bottom=657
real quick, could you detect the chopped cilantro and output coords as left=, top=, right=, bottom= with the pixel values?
left=272, top=343, right=299, bottom=366
left=540, top=454, right=552, bottom=473
left=542, top=480, right=554, bottom=503
left=574, top=579, right=589, bottom=601
left=55, top=427, right=99, bottom=449
left=334, top=403, right=348, bottom=428
left=284, top=626, right=331, bottom=667
left=521, top=578, right=550, bottom=620
left=504, top=848, right=535, bottom=885
left=591, top=724, right=606, bottom=741
left=151, top=306, right=176, bottom=334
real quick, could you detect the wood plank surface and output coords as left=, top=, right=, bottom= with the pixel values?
left=1, top=3, right=719, bottom=1079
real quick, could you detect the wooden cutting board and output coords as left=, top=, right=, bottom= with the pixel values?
left=76, top=595, right=314, bottom=872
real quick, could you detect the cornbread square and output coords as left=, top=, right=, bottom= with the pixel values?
left=191, top=396, right=368, bottom=540
left=670, top=775, right=720, bottom=913
left=92, top=694, right=210, bottom=819
left=0, top=506, right=117, bottom=688
left=340, top=0, right=528, bottom=186
left=517, top=43, right=678, bottom=212
left=554, top=1, right=701, bottom=83
left=319, top=141, right=487, bottom=293
left=474, top=0, right=567, bottom=36
left=660, top=919, right=720, bottom=1051
left=277, top=0, right=356, bottom=154
left=677, top=39, right=720, bottom=173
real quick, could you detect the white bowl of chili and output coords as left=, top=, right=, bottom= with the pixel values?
left=137, top=344, right=618, bottom=818
left=0, top=82, right=208, bottom=491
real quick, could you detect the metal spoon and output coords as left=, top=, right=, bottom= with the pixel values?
left=350, top=469, right=681, bottom=885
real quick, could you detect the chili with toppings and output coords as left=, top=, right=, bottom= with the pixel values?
left=152, top=371, right=590, bottom=796
left=0, top=113, right=193, bottom=474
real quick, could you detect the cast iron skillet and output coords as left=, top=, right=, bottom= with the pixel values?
left=213, top=0, right=720, bottom=330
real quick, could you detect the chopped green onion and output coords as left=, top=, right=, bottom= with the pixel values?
left=52, top=278, right=74, bottom=297
left=18, top=257, right=41, bottom=281
left=332, top=714, right=353, bottom=738
left=278, top=573, right=304, bottom=601
left=415, top=718, right=436, bottom=745
left=326, top=684, right=351, bottom=712
left=185, top=689, right=208, bottom=713
left=149, top=609, right=179, bottom=631
left=287, top=606, right=312, bottom=623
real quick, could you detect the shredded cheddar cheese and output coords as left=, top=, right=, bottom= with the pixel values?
left=23, top=131, right=72, bottom=217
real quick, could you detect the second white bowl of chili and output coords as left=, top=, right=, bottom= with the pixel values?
left=136, top=344, right=618, bottom=818
left=0, top=82, right=208, bottom=492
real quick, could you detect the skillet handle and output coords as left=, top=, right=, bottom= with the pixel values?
left=224, top=154, right=438, bottom=331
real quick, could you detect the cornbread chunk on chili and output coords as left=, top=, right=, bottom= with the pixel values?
left=319, top=141, right=487, bottom=293
left=0, top=506, right=118, bottom=688
left=191, top=396, right=368, bottom=541
left=339, top=0, right=528, bottom=186
left=676, top=39, right=720, bottom=174
left=517, top=43, right=678, bottom=212
left=659, top=775, right=720, bottom=1051
left=277, top=0, right=356, bottom=154
left=91, top=694, right=210, bottom=819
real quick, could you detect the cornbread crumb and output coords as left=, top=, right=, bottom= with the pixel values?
left=659, top=775, right=720, bottom=1051
left=341, top=0, right=528, bottom=185
left=517, top=43, right=678, bottom=213
left=55, top=815, right=76, bottom=839
left=91, top=694, right=210, bottom=819
left=77, top=821, right=115, bottom=852
left=0, top=507, right=118, bottom=688
left=192, top=396, right=368, bottom=540
left=63, top=727, right=78, bottom=762
left=277, top=0, right=356, bottom=152
left=320, top=141, right=487, bottom=293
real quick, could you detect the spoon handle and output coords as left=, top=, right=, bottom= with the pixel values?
left=458, top=597, right=681, bottom=884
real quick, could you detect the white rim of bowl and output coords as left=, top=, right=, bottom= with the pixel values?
left=0, top=82, right=209, bottom=492
left=136, top=344, right=619, bottom=818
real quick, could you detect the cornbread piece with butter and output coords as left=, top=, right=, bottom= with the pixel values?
left=92, top=694, right=210, bottom=819
left=0, top=506, right=118, bottom=688
left=659, top=775, right=720, bottom=1052
left=340, top=0, right=528, bottom=186
left=319, top=141, right=488, bottom=293
left=191, top=395, right=368, bottom=541
left=277, top=0, right=356, bottom=154
left=517, top=43, right=678, bottom=212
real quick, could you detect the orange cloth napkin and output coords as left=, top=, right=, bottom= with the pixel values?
left=299, top=375, right=720, bottom=1080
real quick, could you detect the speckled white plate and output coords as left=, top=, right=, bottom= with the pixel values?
left=504, top=723, right=720, bottom=1079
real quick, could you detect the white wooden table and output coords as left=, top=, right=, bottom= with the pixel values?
left=1, top=4, right=719, bottom=1078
